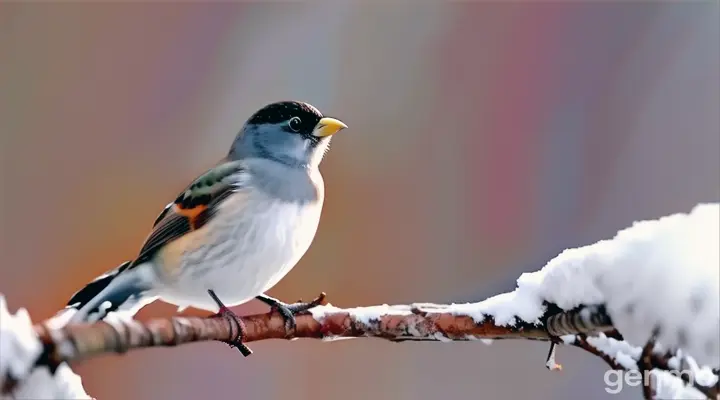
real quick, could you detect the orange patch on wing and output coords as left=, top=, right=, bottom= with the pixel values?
left=173, top=203, right=208, bottom=230
left=173, top=203, right=207, bottom=219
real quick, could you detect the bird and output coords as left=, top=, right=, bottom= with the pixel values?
left=54, top=100, right=347, bottom=355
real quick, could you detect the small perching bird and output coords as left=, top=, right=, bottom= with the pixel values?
left=55, top=101, right=347, bottom=354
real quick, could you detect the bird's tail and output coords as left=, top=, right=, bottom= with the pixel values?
left=48, top=261, right=157, bottom=328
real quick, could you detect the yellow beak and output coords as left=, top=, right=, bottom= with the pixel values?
left=312, top=117, right=348, bottom=137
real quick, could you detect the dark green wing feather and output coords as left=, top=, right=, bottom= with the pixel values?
left=130, top=161, right=246, bottom=266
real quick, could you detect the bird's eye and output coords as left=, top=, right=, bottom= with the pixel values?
left=288, top=116, right=302, bottom=132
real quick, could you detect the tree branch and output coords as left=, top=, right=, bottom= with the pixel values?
left=1, top=294, right=564, bottom=395
left=567, top=333, right=719, bottom=400
left=25, top=297, right=555, bottom=368
left=2, top=296, right=717, bottom=400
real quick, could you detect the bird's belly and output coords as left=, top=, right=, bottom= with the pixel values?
left=155, top=194, right=321, bottom=311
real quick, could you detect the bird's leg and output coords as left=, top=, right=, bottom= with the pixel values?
left=255, top=292, right=326, bottom=334
left=207, top=289, right=252, bottom=357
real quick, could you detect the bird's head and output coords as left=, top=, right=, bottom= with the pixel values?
left=229, top=101, right=348, bottom=169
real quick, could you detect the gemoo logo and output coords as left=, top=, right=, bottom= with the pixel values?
left=604, top=369, right=696, bottom=394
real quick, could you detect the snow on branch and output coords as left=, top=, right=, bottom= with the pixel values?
left=0, top=297, right=90, bottom=399
left=1, top=203, right=718, bottom=399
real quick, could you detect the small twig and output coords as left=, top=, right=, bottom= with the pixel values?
left=571, top=334, right=626, bottom=370
left=637, top=327, right=660, bottom=400
left=567, top=331, right=718, bottom=400
left=545, top=341, right=562, bottom=371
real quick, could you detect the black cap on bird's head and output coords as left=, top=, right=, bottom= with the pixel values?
left=246, top=101, right=348, bottom=141
left=229, top=101, right=347, bottom=168
left=247, top=101, right=322, bottom=130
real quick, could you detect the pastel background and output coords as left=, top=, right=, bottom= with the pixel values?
left=1, top=2, right=718, bottom=400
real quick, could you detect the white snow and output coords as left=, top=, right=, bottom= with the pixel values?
left=44, top=308, right=77, bottom=331
left=0, top=295, right=90, bottom=399
left=7, top=364, right=91, bottom=400
left=462, top=336, right=494, bottom=345
left=0, top=297, right=42, bottom=384
left=444, top=203, right=719, bottom=367
left=579, top=333, right=718, bottom=399
left=596, top=203, right=719, bottom=368
left=651, top=355, right=719, bottom=400
left=448, top=290, right=546, bottom=326
left=652, top=369, right=708, bottom=400
left=432, top=332, right=452, bottom=343
left=309, top=303, right=413, bottom=327
left=586, top=333, right=641, bottom=369
left=683, top=354, right=719, bottom=387
left=560, top=335, right=577, bottom=344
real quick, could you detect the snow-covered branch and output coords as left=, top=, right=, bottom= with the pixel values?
left=0, top=297, right=90, bottom=399
left=1, top=203, right=718, bottom=399
left=0, top=294, right=593, bottom=393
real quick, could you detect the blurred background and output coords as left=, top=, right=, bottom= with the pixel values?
left=1, top=2, right=718, bottom=399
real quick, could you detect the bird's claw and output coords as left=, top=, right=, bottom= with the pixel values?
left=256, top=292, right=327, bottom=335
left=208, top=289, right=253, bottom=357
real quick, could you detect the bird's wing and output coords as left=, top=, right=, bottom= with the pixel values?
left=130, top=160, right=248, bottom=267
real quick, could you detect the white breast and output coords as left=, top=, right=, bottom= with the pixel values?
left=155, top=188, right=323, bottom=312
